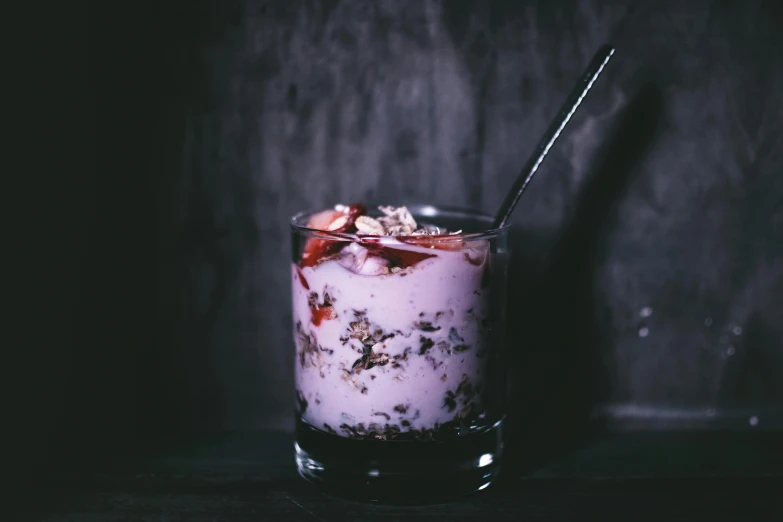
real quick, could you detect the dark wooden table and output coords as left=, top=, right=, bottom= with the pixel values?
left=25, top=431, right=783, bottom=521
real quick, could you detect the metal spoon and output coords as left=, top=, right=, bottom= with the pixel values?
left=493, top=44, right=615, bottom=229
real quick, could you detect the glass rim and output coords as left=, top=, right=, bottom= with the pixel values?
left=290, top=203, right=510, bottom=242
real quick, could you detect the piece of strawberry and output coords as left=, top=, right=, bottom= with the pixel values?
left=295, top=266, right=310, bottom=289
left=311, top=305, right=338, bottom=326
left=299, top=204, right=367, bottom=267
left=307, top=208, right=343, bottom=231
left=397, top=234, right=465, bottom=252
left=359, top=237, right=437, bottom=269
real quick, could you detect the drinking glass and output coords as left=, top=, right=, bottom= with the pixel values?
left=290, top=205, right=509, bottom=503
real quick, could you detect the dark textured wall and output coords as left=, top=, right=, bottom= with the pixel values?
left=80, top=0, right=783, bottom=454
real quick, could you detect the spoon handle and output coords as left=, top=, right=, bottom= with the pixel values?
left=493, top=44, right=615, bottom=229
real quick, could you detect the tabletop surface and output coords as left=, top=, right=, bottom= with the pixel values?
left=26, top=431, right=783, bottom=521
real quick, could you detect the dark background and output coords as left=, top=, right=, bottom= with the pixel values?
left=32, top=0, right=783, bottom=488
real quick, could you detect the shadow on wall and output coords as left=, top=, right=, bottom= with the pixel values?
left=500, top=83, right=664, bottom=477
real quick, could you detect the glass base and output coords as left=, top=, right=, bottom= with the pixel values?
left=295, top=417, right=504, bottom=504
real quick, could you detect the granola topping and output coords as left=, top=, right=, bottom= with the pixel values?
left=335, top=204, right=461, bottom=237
